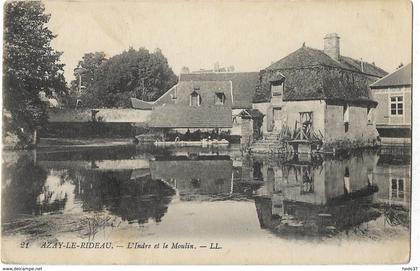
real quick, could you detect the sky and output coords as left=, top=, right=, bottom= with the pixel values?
left=43, top=0, right=412, bottom=83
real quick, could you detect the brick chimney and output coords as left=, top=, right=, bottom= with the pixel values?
left=324, top=33, right=340, bottom=61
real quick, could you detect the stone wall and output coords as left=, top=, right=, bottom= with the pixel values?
left=252, top=102, right=271, bottom=134
left=324, top=102, right=378, bottom=147
left=282, top=100, right=326, bottom=137
left=48, top=109, right=151, bottom=123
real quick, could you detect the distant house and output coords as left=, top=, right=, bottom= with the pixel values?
left=131, top=72, right=261, bottom=137
left=370, top=63, right=412, bottom=143
left=253, top=33, right=388, bottom=150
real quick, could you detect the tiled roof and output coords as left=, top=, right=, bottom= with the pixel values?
left=371, top=63, right=412, bottom=88
left=180, top=72, right=259, bottom=109
left=130, top=98, right=154, bottom=110
left=139, top=80, right=234, bottom=128
left=340, top=56, right=388, bottom=78
left=267, top=46, right=387, bottom=77
left=255, top=46, right=387, bottom=104
left=170, top=81, right=233, bottom=107
left=132, top=80, right=235, bottom=109
left=149, top=104, right=232, bottom=128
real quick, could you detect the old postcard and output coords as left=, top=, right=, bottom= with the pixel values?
left=1, top=0, right=413, bottom=265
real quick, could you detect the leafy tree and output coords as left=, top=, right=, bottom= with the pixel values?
left=78, top=47, right=177, bottom=108
left=70, top=52, right=107, bottom=95
left=3, top=1, right=67, bottom=147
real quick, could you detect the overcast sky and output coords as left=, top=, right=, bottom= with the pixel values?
left=44, top=0, right=412, bottom=83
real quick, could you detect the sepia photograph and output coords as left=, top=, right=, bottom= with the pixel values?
left=1, top=0, right=415, bottom=266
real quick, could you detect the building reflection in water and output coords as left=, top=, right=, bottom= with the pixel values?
left=253, top=152, right=410, bottom=238
left=1, top=147, right=410, bottom=240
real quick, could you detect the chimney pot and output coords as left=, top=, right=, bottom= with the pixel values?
left=324, top=33, right=340, bottom=61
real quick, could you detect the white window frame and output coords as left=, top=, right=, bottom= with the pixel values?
left=190, top=91, right=201, bottom=106
left=389, top=177, right=406, bottom=201
left=271, top=82, right=284, bottom=97
left=270, top=78, right=284, bottom=98
left=390, top=95, right=403, bottom=116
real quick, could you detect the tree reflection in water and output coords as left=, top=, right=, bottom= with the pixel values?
left=2, top=154, right=48, bottom=221
left=1, top=147, right=411, bottom=242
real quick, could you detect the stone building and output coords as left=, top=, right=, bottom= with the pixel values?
left=370, top=63, right=412, bottom=144
left=252, top=33, right=388, bottom=151
left=130, top=72, right=262, bottom=142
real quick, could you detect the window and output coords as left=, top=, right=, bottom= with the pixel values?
left=298, top=112, right=313, bottom=139
left=190, top=91, right=201, bottom=106
left=391, top=178, right=405, bottom=200
left=367, top=107, right=373, bottom=125
left=215, top=92, right=226, bottom=105
left=191, top=178, right=201, bottom=188
left=343, top=104, right=349, bottom=133
left=271, top=81, right=284, bottom=97
left=343, top=104, right=350, bottom=123
left=390, top=96, right=403, bottom=115
left=301, top=167, right=314, bottom=194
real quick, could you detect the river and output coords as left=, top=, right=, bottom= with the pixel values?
left=1, top=144, right=411, bottom=264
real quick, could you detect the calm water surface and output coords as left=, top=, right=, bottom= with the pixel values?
left=2, top=144, right=410, bottom=246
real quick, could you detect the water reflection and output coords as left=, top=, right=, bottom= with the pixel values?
left=253, top=152, right=410, bottom=238
left=2, top=146, right=410, bottom=242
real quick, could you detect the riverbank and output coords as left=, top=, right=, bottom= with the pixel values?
left=38, top=137, right=136, bottom=148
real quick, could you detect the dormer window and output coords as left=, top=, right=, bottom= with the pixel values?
left=271, top=81, right=284, bottom=97
left=190, top=91, right=202, bottom=106
left=215, top=92, right=226, bottom=105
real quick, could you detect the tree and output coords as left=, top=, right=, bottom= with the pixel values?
left=78, top=47, right=178, bottom=108
left=70, top=52, right=107, bottom=95
left=3, top=1, right=67, bottom=147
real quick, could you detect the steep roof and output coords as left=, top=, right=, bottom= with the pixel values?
left=340, top=56, right=388, bottom=78
left=267, top=46, right=387, bottom=77
left=149, top=104, right=232, bottom=128
left=180, top=72, right=259, bottom=109
left=370, top=63, right=412, bottom=88
left=141, top=80, right=234, bottom=128
left=255, top=46, right=387, bottom=104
